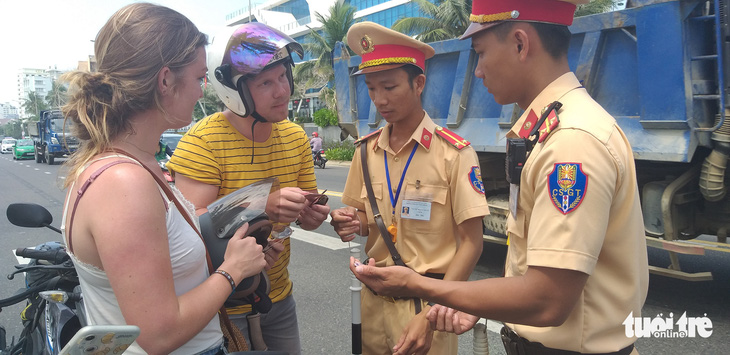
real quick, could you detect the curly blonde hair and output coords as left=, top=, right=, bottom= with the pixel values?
left=61, top=3, right=207, bottom=187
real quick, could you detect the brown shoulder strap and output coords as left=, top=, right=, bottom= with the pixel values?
left=109, top=149, right=213, bottom=267
left=360, top=143, right=423, bottom=314
left=110, top=150, right=242, bottom=330
left=360, top=143, right=405, bottom=267
left=67, top=160, right=137, bottom=254
left=70, top=149, right=240, bottom=335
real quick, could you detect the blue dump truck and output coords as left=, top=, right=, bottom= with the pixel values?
left=333, top=0, right=730, bottom=281
left=28, top=110, right=79, bottom=165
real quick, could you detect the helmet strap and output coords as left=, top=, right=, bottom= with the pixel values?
left=247, top=111, right=269, bottom=164
left=236, top=76, right=255, bottom=117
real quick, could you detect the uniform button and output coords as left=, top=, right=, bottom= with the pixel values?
left=394, top=157, right=400, bottom=162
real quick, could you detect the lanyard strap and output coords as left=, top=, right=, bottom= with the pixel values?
left=384, top=143, right=419, bottom=210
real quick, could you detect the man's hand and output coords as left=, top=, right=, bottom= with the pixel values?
left=330, top=207, right=362, bottom=242
left=349, top=257, right=417, bottom=297
left=425, top=305, right=479, bottom=335
left=296, top=195, right=330, bottom=230
left=266, top=187, right=307, bottom=223
left=393, top=308, right=434, bottom=355
left=263, top=239, right=285, bottom=270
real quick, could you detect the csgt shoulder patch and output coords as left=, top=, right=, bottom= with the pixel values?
left=548, top=163, right=588, bottom=215
left=469, top=166, right=485, bottom=194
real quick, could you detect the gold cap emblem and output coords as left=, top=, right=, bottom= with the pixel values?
left=360, top=35, right=374, bottom=54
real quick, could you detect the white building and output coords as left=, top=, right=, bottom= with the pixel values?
left=17, top=67, right=64, bottom=116
left=0, top=102, right=19, bottom=120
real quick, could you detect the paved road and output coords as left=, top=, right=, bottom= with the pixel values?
left=1, top=156, right=728, bottom=354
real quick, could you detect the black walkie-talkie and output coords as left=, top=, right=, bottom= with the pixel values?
left=505, top=101, right=562, bottom=185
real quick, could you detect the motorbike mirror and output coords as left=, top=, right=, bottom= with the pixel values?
left=7, top=203, right=54, bottom=229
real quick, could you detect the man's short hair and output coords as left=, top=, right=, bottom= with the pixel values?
left=492, top=22, right=571, bottom=59
left=401, top=65, right=424, bottom=89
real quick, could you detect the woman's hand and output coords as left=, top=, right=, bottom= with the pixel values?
left=222, top=223, right=267, bottom=282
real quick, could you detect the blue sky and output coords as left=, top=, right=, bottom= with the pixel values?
left=0, top=0, right=265, bottom=105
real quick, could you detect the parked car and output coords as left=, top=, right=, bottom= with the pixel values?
left=12, top=139, right=35, bottom=160
left=160, top=133, right=183, bottom=155
left=158, top=133, right=183, bottom=183
left=1, top=137, right=16, bottom=154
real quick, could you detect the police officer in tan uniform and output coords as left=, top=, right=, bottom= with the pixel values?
left=330, top=22, right=490, bottom=355
left=347, top=1, right=649, bottom=354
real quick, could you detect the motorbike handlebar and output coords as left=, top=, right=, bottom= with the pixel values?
left=15, top=247, right=69, bottom=264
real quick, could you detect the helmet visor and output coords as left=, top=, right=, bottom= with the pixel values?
left=225, top=22, right=304, bottom=77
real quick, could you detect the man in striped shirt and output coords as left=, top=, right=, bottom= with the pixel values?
left=167, top=23, right=330, bottom=355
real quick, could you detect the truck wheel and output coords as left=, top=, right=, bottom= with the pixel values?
left=45, top=149, right=54, bottom=165
left=35, top=148, right=42, bottom=163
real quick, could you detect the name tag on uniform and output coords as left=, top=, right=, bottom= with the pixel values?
left=401, top=200, right=431, bottom=221
left=509, top=183, right=519, bottom=217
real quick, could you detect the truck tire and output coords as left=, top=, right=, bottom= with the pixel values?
left=35, top=147, right=42, bottom=163
left=45, top=149, right=54, bottom=165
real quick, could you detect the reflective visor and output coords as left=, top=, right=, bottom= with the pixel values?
left=224, top=22, right=303, bottom=77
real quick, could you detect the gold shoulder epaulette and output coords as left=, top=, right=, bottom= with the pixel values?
left=435, top=126, right=470, bottom=150
left=355, top=127, right=384, bottom=145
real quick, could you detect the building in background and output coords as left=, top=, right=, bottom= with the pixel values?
left=16, top=67, right=64, bottom=116
left=0, top=103, right=19, bottom=120
left=225, top=0, right=428, bottom=118
left=77, top=55, right=97, bottom=73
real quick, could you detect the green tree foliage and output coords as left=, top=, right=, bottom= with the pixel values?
left=324, top=140, right=355, bottom=161
left=1, top=120, right=23, bottom=138
left=193, top=85, right=224, bottom=121
left=393, top=0, right=621, bottom=41
left=392, top=0, right=472, bottom=42
left=293, top=2, right=357, bottom=110
left=45, top=82, right=68, bottom=108
left=575, top=0, right=622, bottom=17
left=313, top=107, right=339, bottom=127
left=22, top=91, right=49, bottom=120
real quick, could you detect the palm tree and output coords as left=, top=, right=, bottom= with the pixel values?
left=194, top=85, right=225, bottom=121
left=392, top=0, right=472, bottom=43
left=293, top=2, right=357, bottom=110
left=22, top=91, right=49, bottom=120
left=393, top=0, right=621, bottom=42
left=575, top=0, right=622, bottom=17
left=45, top=82, right=68, bottom=109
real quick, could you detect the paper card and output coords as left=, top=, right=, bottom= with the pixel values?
left=401, top=200, right=431, bottom=221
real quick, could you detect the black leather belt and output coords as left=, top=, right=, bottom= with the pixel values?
left=501, top=326, right=634, bottom=355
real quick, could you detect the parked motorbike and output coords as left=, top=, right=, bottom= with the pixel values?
left=313, top=149, right=327, bottom=169
left=1, top=203, right=84, bottom=355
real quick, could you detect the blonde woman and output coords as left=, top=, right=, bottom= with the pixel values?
left=60, top=3, right=281, bottom=354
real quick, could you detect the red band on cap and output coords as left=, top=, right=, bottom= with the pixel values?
left=472, top=0, right=577, bottom=26
left=360, top=44, right=426, bottom=71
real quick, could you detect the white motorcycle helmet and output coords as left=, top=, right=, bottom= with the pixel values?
left=207, top=23, right=304, bottom=119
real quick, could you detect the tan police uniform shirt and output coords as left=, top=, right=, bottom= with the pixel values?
left=504, top=72, right=649, bottom=352
left=342, top=112, right=490, bottom=274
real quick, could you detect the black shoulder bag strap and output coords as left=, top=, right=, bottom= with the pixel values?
left=359, top=142, right=422, bottom=314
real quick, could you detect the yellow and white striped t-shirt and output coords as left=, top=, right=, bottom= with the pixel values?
left=167, top=112, right=317, bottom=314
